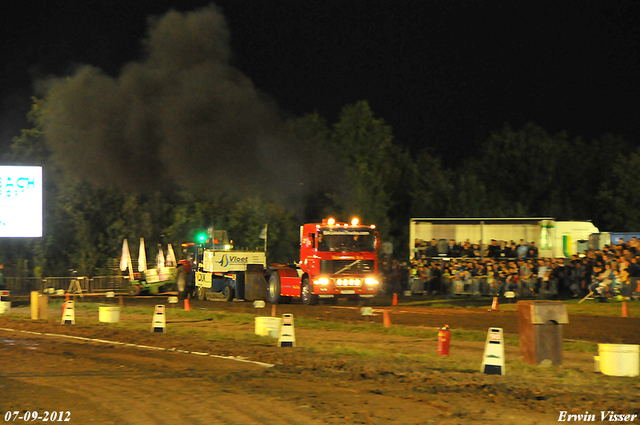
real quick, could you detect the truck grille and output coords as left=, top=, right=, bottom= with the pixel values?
left=320, top=260, right=374, bottom=274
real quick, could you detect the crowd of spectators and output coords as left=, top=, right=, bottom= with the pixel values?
left=385, top=237, right=640, bottom=300
left=413, top=238, right=539, bottom=260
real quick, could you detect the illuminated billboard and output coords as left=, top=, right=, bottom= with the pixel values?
left=0, top=166, right=43, bottom=237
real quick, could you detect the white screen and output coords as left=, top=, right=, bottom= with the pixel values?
left=0, top=166, right=43, bottom=237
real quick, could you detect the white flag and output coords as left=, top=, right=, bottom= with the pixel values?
left=259, top=225, right=267, bottom=240
left=166, top=244, right=177, bottom=267
left=120, top=239, right=131, bottom=271
left=138, top=238, right=147, bottom=272
left=156, top=245, right=165, bottom=269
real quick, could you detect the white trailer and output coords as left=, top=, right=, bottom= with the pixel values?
left=409, top=218, right=599, bottom=259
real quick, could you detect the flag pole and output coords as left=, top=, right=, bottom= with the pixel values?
left=264, top=223, right=268, bottom=253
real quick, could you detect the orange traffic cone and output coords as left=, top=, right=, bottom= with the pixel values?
left=489, top=297, right=499, bottom=311
left=119, top=295, right=124, bottom=308
left=65, top=293, right=70, bottom=301
left=622, top=301, right=629, bottom=318
left=383, top=309, right=392, bottom=327
left=271, top=304, right=277, bottom=317
left=184, top=299, right=190, bottom=311
left=392, top=293, right=398, bottom=306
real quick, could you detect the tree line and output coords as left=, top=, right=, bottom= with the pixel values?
left=1, top=98, right=638, bottom=277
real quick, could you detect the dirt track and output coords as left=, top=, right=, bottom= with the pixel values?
left=1, top=297, right=639, bottom=424
left=125, top=295, right=640, bottom=344
left=9, top=294, right=640, bottom=345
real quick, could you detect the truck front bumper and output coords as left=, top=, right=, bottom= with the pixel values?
left=311, top=275, right=379, bottom=296
left=313, top=285, right=378, bottom=296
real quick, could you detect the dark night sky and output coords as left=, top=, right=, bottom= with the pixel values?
left=1, top=0, right=639, bottom=165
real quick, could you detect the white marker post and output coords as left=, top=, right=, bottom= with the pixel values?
left=481, top=327, right=505, bottom=375
left=61, top=300, right=75, bottom=325
left=278, top=314, right=296, bottom=347
left=151, top=305, right=166, bottom=333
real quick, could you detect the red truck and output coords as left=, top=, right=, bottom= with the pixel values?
left=268, top=217, right=380, bottom=305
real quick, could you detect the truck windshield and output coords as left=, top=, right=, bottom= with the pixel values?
left=318, top=229, right=376, bottom=252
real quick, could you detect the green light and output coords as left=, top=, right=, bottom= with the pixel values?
left=197, top=233, right=206, bottom=243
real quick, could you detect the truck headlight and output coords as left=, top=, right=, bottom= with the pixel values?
left=317, top=277, right=329, bottom=285
left=365, top=277, right=378, bottom=285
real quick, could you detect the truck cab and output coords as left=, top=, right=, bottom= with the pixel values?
left=269, top=217, right=380, bottom=305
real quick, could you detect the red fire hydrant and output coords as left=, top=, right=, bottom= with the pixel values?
left=437, top=324, right=451, bottom=356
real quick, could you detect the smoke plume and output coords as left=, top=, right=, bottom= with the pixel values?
left=41, top=4, right=328, bottom=208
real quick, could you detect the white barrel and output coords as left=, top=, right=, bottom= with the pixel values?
left=598, top=344, right=639, bottom=377
left=99, top=306, right=121, bottom=323
left=0, top=301, right=10, bottom=314
left=255, top=316, right=282, bottom=338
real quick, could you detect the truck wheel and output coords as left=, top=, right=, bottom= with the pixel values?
left=301, top=278, right=318, bottom=305
left=197, top=286, right=207, bottom=301
left=176, top=269, right=187, bottom=299
left=223, top=285, right=234, bottom=302
left=268, top=273, right=282, bottom=304
left=129, top=285, right=141, bottom=296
